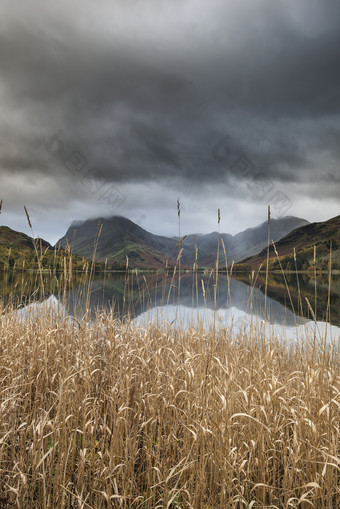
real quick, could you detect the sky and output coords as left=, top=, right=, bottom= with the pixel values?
left=0, top=0, right=340, bottom=244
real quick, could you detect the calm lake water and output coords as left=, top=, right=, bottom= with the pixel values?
left=1, top=270, right=340, bottom=341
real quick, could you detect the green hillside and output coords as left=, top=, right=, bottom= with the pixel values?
left=0, top=226, right=93, bottom=271
left=238, top=215, right=340, bottom=271
left=0, top=226, right=51, bottom=270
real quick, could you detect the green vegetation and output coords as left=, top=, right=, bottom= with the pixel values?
left=263, top=240, right=340, bottom=272
left=230, top=262, right=252, bottom=272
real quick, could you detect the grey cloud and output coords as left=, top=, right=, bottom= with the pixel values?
left=0, top=0, right=339, bottom=240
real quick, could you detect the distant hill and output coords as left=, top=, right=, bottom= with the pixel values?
left=57, top=215, right=309, bottom=268
left=0, top=225, right=89, bottom=271
left=239, top=215, right=340, bottom=271
left=0, top=226, right=50, bottom=251
left=0, top=226, right=51, bottom=269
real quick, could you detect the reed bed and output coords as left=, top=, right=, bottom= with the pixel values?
left=0, top=303, right=339, bottom=508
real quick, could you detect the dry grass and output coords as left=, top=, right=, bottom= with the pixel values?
left=0, top=303, right=339, bottom=508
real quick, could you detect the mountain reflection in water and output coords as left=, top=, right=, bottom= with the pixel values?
left=1, top=271, right=339, bottom=330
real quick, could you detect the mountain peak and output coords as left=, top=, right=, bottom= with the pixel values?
left=70, top=220, right=85, bottom=228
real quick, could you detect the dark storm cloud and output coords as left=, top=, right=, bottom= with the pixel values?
left=0, top=0, right=339, bottom=241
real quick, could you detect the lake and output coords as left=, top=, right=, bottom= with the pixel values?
left=1, top=270, right=339, bottom=342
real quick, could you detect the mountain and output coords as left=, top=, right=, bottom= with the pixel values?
left=239, top=215, right=340, bottom=271
left=0, top=226, right=51, bottom=269
left=57, top=216, right=179, bottom=268
left=57, top=215, right=309, bottom=268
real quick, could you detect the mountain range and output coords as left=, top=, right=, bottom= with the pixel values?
left=57, top=215, right=309, bottom=268
left=1, top=214, right=339, bottom=271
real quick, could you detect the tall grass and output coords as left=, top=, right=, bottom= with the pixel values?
left=0, top=209, right=339, bottom=508
left=0, top=301, right=339, bottom=508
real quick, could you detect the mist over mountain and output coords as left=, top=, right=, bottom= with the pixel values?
left=57, top=215, right=309, bottom=268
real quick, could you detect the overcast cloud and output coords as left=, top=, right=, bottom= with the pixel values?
left=0, top=0, right=339, bottom=243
